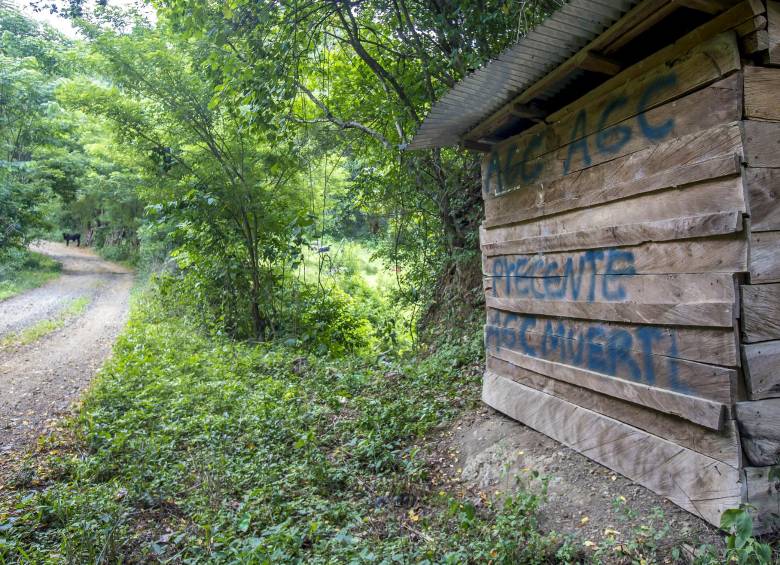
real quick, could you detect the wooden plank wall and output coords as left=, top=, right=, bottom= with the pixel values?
left=735, top=7, right=780, bottom=532
left=478, top=3, right=780, bottom=530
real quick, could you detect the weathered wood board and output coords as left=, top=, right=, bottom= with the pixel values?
left=742, top=120, right=780, bottom=167
left=744, top=66, right=780, bottom=120
left=487, top=355, right=742, bottom=467
left=487, top=307, right=740, bottom=366
left=768, top=0, right=780, bottom=65
left=743, top=340, right=780, bottom=399
left=744, top=167, right=780, bottom=231
left=484, top=128, right=742, bottom=228
left=485, top=321, right=737, bottom=404
left=483, top=72, right=742, bottom=196
left=482, top=236, right=748, bottom=277
left=482, top=371, right=742, bottom=526
left=742, top=283, right=780, bottom=342
left=749, top=232, right=780, bottom=283
left=481, top=176, right=747, bottom=249
left=489, top=346, right=727, bottom=429
left=736, top=399, right=780, bottom=465
left=482, top=211, right=745, bottom=256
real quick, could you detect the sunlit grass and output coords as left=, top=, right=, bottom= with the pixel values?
left=0, top=251, right=61, bottom=302
left=0, top=296, right=91, bottom=348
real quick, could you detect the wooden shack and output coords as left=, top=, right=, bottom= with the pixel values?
left=410, top=0, right=780, bottom=530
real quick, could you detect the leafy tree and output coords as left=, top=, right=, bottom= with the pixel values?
left=156, top=0, right=561, bottom=315
left=62, top=22, right=311, bottom=338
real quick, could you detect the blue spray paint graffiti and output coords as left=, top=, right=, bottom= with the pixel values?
left=486, top=72, right=678, bottom=194
left=490, top=248, right=636, bottom=302
left=485, top=311, right=688, bottom=393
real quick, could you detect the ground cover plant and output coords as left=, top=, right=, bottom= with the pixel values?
left=0, top=288, right=775, bottom=564
left=0, top=290, right=564, bottom=563
left=0, top=250, right=61, bottom=302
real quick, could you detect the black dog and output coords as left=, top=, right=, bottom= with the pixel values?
left=63, top=232, right=81, bottom=247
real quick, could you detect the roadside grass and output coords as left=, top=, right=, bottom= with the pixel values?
left=0, top=292, right=570, bottom=563
left=0, top=251, right=61, bottom=302
left=0, top=292, right=774, bottom=563
left=0, top=297, right=90, bottom=348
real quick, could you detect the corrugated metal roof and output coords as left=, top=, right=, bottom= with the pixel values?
left=407, top=0, right=642, bottom=150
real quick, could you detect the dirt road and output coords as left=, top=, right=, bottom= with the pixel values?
left=0, top=241, right=133, bottom=454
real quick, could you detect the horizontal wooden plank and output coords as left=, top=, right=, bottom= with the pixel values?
left=742, top=283, right=780, bottom=342
left=744, top=66, right=780, bottom=121
left=743, top=466, right=780, bottom=535
left=487, top=307, right=740, bottom=366
left=750, top=231, right=780, bottom=283
left=490, top=346, right=726, bottom=429
left=485, top=318, right=737, bottom=403
left=742, top=120, right=780, bottom=167
left=480, top=35, right=740, bottom=194
left=482, top=236, right=748, bottom=277
left=736, top=399, right=780, bottom=465
left=468, top=1, right=763, bottom=146
left=484, top=271, right=736, bottom=305
left=486, top=293, right=735, bottom=328
left=482, top=371, right=742, bottom=526
left=743, top=340, right=780, bottom=399
left=482, top=73, right=742, bottom=196
left=482, top=211, right=744, bottom=255
left=744, top=167, right=780, bottom=231
left=481, top=175, right=746, bottom=246
left=484, top=130, right=741, bottom=227
left=487, top=355, right=742, bottom=467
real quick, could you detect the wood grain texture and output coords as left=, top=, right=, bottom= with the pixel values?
left=741, top=29, right=769, bottom=53
left=484, top=272, right=737, bottom=305
left=482, top=236, right=748, bottom=277
left=743, top=466, right=780, bottom=534
left=482, top=74, right=742, bottom=196
left=486, top=295, right=735, bottom=328
left=744, top=67, right=780, bottom=121
left=490, top=346, right=726, bottom=429
left=742, top=120, right=780, bottom=167
left=742, top=283, right=780, bottom=342
left=743, top=340, right=780, bottom=399
left=482, top=371, right=742, bottom=526
left=769, top=1, right=780, bottom=64
left=487, top=307, right=740, bottom=366
left=487, top=355, right=742, bottom=467
left=736, top=399, right=780, bottom=465
left=749, top=231, right=780, bottom=283
left=483, top=127, right=742, bottom=227
left=480, top=35, right=740, bottom=187
left=744, top=167, right=780, bottom=231
left=481, top=175, right=747, bottom=247
left=485, top=321, right=737, bottom=404
left=468, top=3, right=762, bottom=145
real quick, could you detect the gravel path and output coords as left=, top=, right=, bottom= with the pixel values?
left=0, top=241, right=133, bottom=454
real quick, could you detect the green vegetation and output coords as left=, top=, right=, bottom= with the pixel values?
left=0, top=2, right=777, bottom=563
left=1, top=290, right=775, bottom=563
left=0, top=249, right=61, bottom=301
left=0, top=291, right=558, bottom=563
left=0, top=296, right=90, bottom=347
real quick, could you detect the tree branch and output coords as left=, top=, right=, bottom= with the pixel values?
left=295, top=81, right=395, bottom=151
